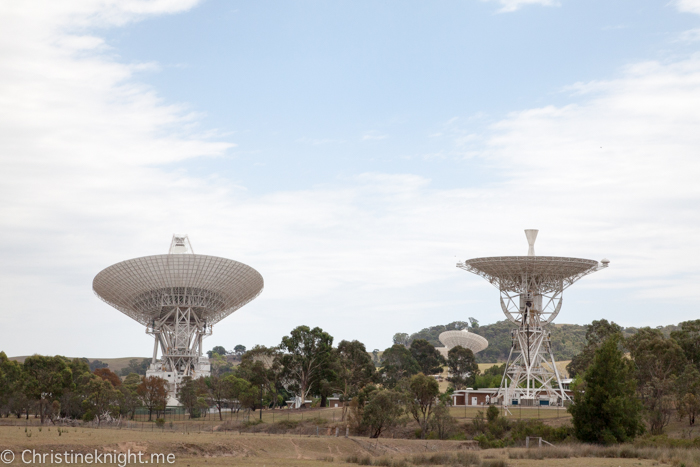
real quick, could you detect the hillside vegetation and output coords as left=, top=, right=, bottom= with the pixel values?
left=404, top=320, right=681, bottom=363
left=8, top=356, right=148, bottom=374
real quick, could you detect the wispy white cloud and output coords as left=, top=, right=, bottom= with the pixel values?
left=482, top=0, right=559, bottom=13
left=675, top=28, right=700, bottom=42
left=673, top=1, right=700, bottom=44
left=676, top=0, right=700, bottom=15
left=601, top=24, right=628, bottom=31
left=476, top=57, right=700, bottom=293
left=296, top=137, right=345, bottom=146
left=361, top=130, right=389, bottom=141
left=2, top=0, right=700, bottom=359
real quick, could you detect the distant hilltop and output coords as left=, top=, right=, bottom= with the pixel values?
left=8, top=356, right=148, bottom=375
left=395, top=320, right=681, bottom=364
left=8, top=321, right=681, bottom=369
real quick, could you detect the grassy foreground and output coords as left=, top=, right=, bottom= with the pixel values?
left=0, top=405, right=571, bottom=429
left=1, top=426, right=696, bottom=467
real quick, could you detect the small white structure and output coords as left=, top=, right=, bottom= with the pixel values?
left=436, top=330, right=488, bottom=358
left=452, top=388, right=498, bottom=406
left=560, top=378, right=573, bottom=390
left=286, top=397, right=313, bottom=409
left=328, top=397, right=342, bottom=408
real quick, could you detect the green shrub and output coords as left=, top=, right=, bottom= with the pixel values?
left=276, top=419, right=299, bottom=429
left=508, top=419, right=573, bottom=444
left=474, top=434, right=507, bottom=449
left=242, top=419, right=263, bottom=427
left=487, top=416, right=510, bottom=439
left=155, top=418, right=165, bottom=427
left=82, top=410, right=94, bottom=422
left=486, top=405, right=500, bottom=423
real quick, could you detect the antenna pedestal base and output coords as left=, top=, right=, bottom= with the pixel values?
left=497, top=325, right=569, bottom=407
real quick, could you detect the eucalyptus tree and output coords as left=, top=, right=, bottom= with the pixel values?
left=137, top=376, right=168, bottom=421
left=447, top=346, right=479, bottom=389
left=675, top=365, right=700, bottom=426
left=404, top=372, right=440, bottom=440
left=392, top=333, right=410, bottom=347
left=380, top=344, right=420, bottom=389
left=671, top=320, right=700, bottom=369
left=279, top=326, right=334, bottom=406
left=23, top=355, right=74, bottom=423
left=207, top=346, right=228, bottom=358
left=223, top=374, right=257, bottom=410
left=205, top=375, right=230, bottom=420
left=333, top=340, right=375, bottom=420
left=117, top=374, right=142, bottom=420
left=177, top=376, right=209, bottom=418
left=238, top=345, right=284, bottom=409
left=362, top=389, right=404, bottom=438
left=567, top=319, right=623, bottom=378
left=83, top=375, right=120, bottom=424
left=410, top=339, right=445, bottom=376
left=627, top=328, right=686, bottom=434
left=0, top=352, right=25, bottom=418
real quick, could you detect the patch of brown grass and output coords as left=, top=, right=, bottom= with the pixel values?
left=506, top=443, right=700, bottom=465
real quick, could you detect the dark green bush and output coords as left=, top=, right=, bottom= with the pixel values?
left=82, top=410, right=94, bottom=422
left=486, top=405, right=500, bottom=423
left=275, top=419, right=299, bottom=429
left=508, top=419, right=573, bottom=444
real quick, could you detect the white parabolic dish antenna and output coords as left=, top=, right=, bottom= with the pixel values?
left=457, top=230, right=609, bottom=406
left=459, top=230, right=606, bottom=325
left=438, top=330, right=488, bottom=354
left=93, top=234, right=264, bottom=395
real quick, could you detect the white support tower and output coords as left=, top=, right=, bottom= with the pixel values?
left=457, top=230, right=609, bottom=407
left=93, top=235, right=264, bottom=402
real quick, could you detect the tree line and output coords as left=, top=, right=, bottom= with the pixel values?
left=2, top=319, right=698, bottom=444
left=172, top=325, right=479, bottom=436
left=568, top=319, right=700, bottom=443
left=0, top=324, right=477, bottom=439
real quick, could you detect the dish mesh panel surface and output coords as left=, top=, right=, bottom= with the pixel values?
left=93, top=254, right=263, bottom=326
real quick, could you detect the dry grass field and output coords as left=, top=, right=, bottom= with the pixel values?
left=477, top=361, right=570, bottom=378
left=448, top=405, right=571, bottom=421
left=0, top=426, right=685, bottom=467
left=0, top=405, right=571, bottom=432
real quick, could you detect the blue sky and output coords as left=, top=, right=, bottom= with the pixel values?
left=1, top=0, right=700, bottom=358
left=106, top=0, right=697, bottom=192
